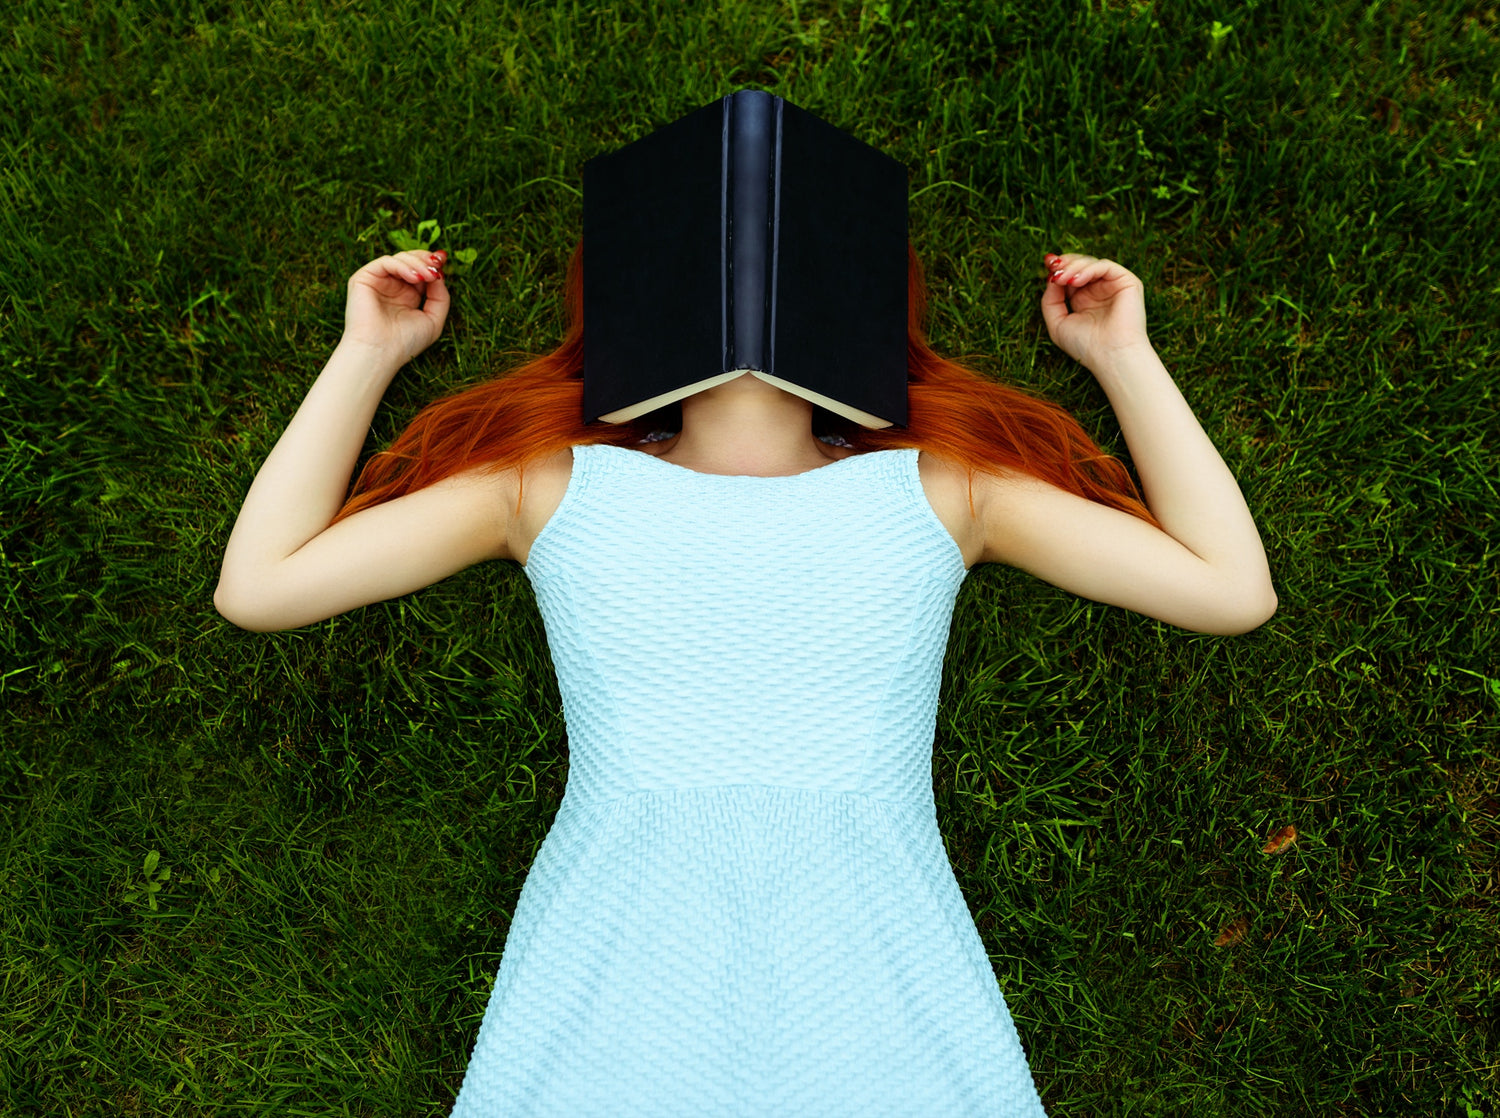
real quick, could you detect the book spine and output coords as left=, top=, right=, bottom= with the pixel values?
left=720, top=96, right=729, bottom=375
left=724, top=91, right=776, bottom=372
left=769, top=96, right=782, bottom=377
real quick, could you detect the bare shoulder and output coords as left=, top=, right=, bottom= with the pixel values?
left=507, top=445, right=576, bottom=566
left=919, top=451, right=1097, bottom=572
left=420, top=445, right=574, bottom=565
left=915, top=447, right=973, bottom=491
left=916, top=449, right=985, bottom=570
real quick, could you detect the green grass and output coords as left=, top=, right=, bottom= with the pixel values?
left=2, top=0, right=1496, bottom=1114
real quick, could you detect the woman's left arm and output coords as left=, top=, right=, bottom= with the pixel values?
left=1037, top=252, right=1276, bottom=613
left=1088, top=342, right=1274, bottom=594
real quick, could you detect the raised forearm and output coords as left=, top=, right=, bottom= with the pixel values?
left=216, top=340, right=401, bottom=596
left=1091, top=343, right=1275, bottom=597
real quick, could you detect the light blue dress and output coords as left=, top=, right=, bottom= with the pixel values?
left=449, top=442, right=1048, bottom=1116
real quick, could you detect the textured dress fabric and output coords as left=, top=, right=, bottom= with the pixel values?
left=448, top=443, right=1048, bottom=1117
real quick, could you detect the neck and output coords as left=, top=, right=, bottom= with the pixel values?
left=657, top=372, right=835, bottom=474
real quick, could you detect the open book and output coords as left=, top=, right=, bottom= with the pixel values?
left=582, top=90, right=909, bottom=429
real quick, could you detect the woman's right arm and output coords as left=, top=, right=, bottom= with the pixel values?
left=213, top=249, right=515, bottom=632
left=215, top=337, right=403, bottom=599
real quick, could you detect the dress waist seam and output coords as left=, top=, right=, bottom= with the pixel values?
left=561, top=781, right=930, bottom=813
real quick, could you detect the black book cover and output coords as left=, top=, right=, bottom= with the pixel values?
left=582, top=90, right=908, bottom=429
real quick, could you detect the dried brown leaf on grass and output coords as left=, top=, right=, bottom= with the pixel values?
left=1213, top=915, right=1250, bottom=947
left=1263, top=824, right=1298, bottom=855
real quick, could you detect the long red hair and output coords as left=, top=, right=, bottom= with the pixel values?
left=328, top=242, right=1160, bottom=532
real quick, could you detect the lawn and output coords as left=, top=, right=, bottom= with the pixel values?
left=2, top=0, right=1496, bottom=1114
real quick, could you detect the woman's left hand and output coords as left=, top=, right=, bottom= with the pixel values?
left=1041, top=253, right=1152, bottom=370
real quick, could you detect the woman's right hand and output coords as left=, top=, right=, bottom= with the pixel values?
left=340, top=249, right=450, bottom=366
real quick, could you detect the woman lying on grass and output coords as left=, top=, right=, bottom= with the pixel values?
left=215, top=239, right=1275, bottom=1116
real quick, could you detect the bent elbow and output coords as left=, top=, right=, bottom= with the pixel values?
left=212, top=583, right=234, bottom=622
left=1227, top=587, right=1278, bottom=635
left=213, top=583, right=270, bottom=632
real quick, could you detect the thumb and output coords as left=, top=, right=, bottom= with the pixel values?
left=1040, top=277, right=1071, bottom=336
left=421, top=271, right=451, bottom=326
